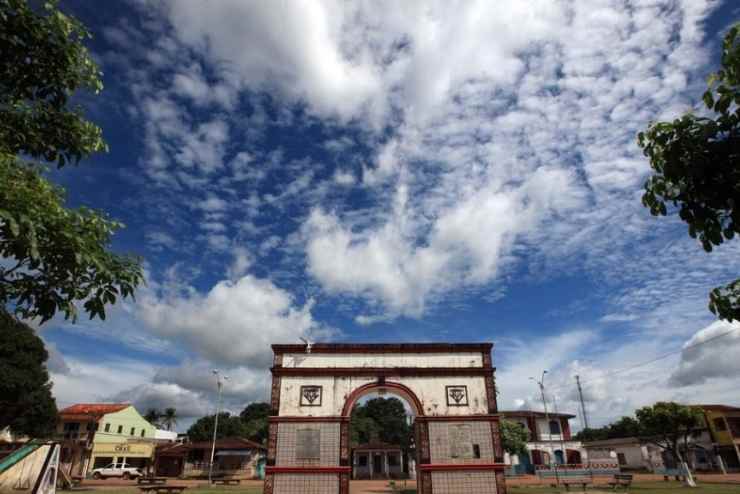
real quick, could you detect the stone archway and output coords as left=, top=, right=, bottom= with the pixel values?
left=341, top=381, right=425, bottom=417
left=264, top=343, right=507, bottom=494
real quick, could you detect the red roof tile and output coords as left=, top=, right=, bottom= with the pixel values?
left=58, top=403, right=130, bottom=418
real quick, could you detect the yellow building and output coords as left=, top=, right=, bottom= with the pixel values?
left=57, top=403, right=157, bottom=476
left=699, top=404, right=740, bottom=471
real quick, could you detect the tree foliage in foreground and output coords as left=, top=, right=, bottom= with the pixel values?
left=638, top=24, right=740, bottom=322
left=500, top=419, right=529, bottom=457
left=634, top=402, right=703, bottom=465
left=0, top=0, right=142, bottom=323
left=0, top=311, right=57, bottom=437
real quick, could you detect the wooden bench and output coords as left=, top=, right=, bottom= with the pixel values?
left=212, top=478, right=241, bottom=485
left=537, top=470, right=593, bottom=491
left=608, top=474, right=633, bottom=490
left=137, top=477, right=167, bottom=485
left=138, top=485, right=186, bottom=494
left=559, top=474, right=593, bottom=491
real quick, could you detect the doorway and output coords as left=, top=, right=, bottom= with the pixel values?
left=373, top=454, right=382, bottom=475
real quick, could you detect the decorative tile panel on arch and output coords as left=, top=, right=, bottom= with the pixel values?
left=446, top=385, right=469, bottom=406
left=300, top=385, right=322, bottom=406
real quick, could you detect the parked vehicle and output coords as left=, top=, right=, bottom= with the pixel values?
left=91, top=462, right=143, bottom=480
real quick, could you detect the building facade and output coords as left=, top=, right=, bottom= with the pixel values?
left=500, top=410, right=589, bottom=474
left=351, top=442, right=407, bottom=479
left=582, top=405, right=740, bottom=474
left=155, top=437, right=266, bottom=479
left=698, top=405, right=740, bottom=472
left=583, top=437, right=664, bottom=471
left=57, top=404, right=157, bottom=476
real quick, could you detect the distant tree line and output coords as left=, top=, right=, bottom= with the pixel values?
left=144, top=407, right=179, bottom=431
left=186, top=402, right=271, bottom=444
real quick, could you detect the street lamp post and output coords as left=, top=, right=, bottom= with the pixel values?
left=208, top=369, right=228, bottom=484
left=530, top=371, right=558, bottom=483
left=550, top=392, right=569, bottom=465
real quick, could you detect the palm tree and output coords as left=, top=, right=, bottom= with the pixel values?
left=161, top=407, right=178, bottom=431
left=144, top=408, right=161, bottom=427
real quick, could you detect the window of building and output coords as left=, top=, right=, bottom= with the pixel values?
left=473, top=444, right=481, bottom=459
left=358, top=455, right=368, bottom=467
left=117, top=425, right=123, bottom=434
left=388, top=454, right=399, bottom=466
left=63, top=422, right=80, bottom=432
left=130, top=427, right=136, bottom=436
left=727, top=417, right=740, bottom=437
left=104, top=423, right=110, bottom=432
left=617, top=453, right=626, bottom=465
left=714, top=418, right=727, bottom=431
left=141, top=429, right=146, bottom=437
left=549, top=420, right=561, bottom=435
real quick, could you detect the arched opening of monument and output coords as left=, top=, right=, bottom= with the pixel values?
left=347, top=388, right=419, bottom=481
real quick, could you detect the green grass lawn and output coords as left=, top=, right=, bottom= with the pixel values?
left=75, top=481, right=739, bottom=494
left=84, top=489, right=262, bottom=494
left=509, top=481, right=740, bottom=494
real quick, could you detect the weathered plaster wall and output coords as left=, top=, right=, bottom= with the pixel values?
left=277, top=351, right=490, bottom=417
left=281, top=352, right=484, bottom=368
left=278, top=375, right=489, bottom=416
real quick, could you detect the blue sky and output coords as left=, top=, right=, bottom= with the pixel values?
left=39, top=0, right=740, bottom=431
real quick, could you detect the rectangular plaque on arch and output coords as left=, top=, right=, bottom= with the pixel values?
left=449, top=423, right=474, bottom=459
left=295, top=427, right=321, bottom=459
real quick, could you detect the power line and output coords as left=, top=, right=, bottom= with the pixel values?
left=548, top=326, right=739, bottom=393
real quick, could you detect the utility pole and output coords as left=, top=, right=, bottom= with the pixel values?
left=209, top=369, right=228, bottom=484
left=575, top=375, right=589, bottom=431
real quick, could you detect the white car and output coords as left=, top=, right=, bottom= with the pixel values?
left=91, top=462, right=143, bottom=480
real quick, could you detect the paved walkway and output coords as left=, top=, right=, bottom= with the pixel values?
left=350, top=480, right=416, bottom=493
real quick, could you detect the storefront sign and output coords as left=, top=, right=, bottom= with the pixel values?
left=93, top=442, right=153, bottom=457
